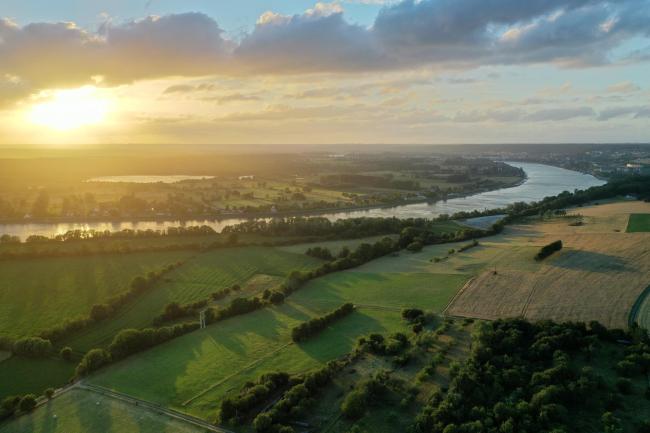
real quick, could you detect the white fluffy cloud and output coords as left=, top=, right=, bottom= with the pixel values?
left=0, top=0, right=649, bottom=100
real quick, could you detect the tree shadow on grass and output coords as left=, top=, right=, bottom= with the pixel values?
left=296, top=311, right=385, bottom=363
left=547, top=250, right=631, bottom=273
left=275, top=302, right=312, bottom=322
left=38, top=399, right=57, bottom=433
left=76, top=390, right=113, bottom=433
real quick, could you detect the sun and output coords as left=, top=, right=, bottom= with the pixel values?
left=29, top=86, right=110, bottom=131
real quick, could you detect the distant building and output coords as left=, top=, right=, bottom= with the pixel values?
left=238, top=175, right=255, bottom=180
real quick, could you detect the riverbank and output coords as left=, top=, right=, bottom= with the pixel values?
left=0, top=174, right=526, bottom=226
left=0, top=162, right=604, bottom=240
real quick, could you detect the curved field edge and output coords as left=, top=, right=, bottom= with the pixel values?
left=629, top=284, right=650, bottom=329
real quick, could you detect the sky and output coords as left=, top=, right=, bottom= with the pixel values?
left=0, top=0, right=649, bottom=146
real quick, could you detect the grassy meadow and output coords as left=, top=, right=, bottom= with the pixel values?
left=86, top=252, right=467, bottom=420
left=0, top=250, right=194, bottom=338
left=63, top=246, right=321, bottom=352
left=0, top=388, right=208, bottom=433
left=0, top=356, right=75, bottom=400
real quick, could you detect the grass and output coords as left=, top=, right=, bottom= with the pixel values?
left=86, top=255, right=466, bottom=420
left=626, top=214, right=650, bottom=232
left=88, top=300, right=405, bottom=420
left=0, top=388, right=208, bottom=433
left=0, top=250, right=194, bottom=338
left=293, top=271, right=468, bottom=312
left=0, top=356, right=75, bottom=399
left=64, top=246, right=321, bottom=352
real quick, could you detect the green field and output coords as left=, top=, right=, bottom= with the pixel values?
left=0, top=388, right=208, bottom=433
left=64, top=246, right=322, bottom=352
left=0, top=251, right=194, bottom=338
left=0, top=356, right=75, bottom=399
left=626, top=213, right=650, bottom=232
left=86, top=257, right=466, bottom=420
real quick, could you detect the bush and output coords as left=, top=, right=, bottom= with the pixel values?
left=407, top=241, right=423, bottom=252
left=44, top=388, right=54, bottom=399
left=18, top=395, right=37, bottom=412
left=253, top=413, right=273, bottom=432
left=75, top=348, right=111, bottom=377
left=341, top=390, right=367, bottom=420
left=535, top=240, right=563, bottom=261
left=12, top=337, right=52, bottom=358
left=402, top=308, right=424, bottom=322
left=60, top=346, right=73, bottom=361
left=292, top=303, right=355, bottom=342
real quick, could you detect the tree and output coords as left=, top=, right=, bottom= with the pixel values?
left=18, top=395, right=37, bottom=412
left=12, top=337, right=52, bottom=357
left=341, top=390, right=367, bottom=420
left=60, top=346, right=73, bottom=361
left=253, top=413, right=273, bottom=432
left=75, top=348, right=111, bottom=377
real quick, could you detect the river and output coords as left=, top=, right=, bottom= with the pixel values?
left=0, top=162, right=606, bottom=240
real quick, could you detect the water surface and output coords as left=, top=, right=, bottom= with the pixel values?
left=0, top=162, right=605, bottom=239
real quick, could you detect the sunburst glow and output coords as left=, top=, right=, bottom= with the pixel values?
left=28, top=86, right=110, bottom=131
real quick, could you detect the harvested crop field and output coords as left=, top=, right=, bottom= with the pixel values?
left=447, top=205, right=650, bottom=328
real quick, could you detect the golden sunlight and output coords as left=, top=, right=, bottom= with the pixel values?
left=28, top=86, right=110, bottom=131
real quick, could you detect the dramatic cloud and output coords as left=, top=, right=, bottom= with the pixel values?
left=0, top=0, right=649, bottom=98
left=0, top=13, right=230, bottom=89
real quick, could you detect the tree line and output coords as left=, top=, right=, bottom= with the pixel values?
left=40, top=262, right=183, bottom=342
left=291, top=303, right=355, bottom=342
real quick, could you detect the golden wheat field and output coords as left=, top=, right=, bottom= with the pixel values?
left=446, top=201, right=650, bottom=328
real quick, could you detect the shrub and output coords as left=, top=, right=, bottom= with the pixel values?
left=535, top=240, right=563, bottom=261
left=292, top=303, right=355, bottom=342
left=60, top=346, right=73, bottom=361
left=44, top=388, right=54, bottom=399
left=18, top=395, right=37, bottom=412
left=253, top=413, right=273, bottom=432
left=402, top=308, right=424, bottom=322
left=407, top=241, right=423, bottom=252
left=75, top=348, right=111, bottom=377
left=12, top=337, right=52, bottom=358
left=341, top=390, right=367, bottom=420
